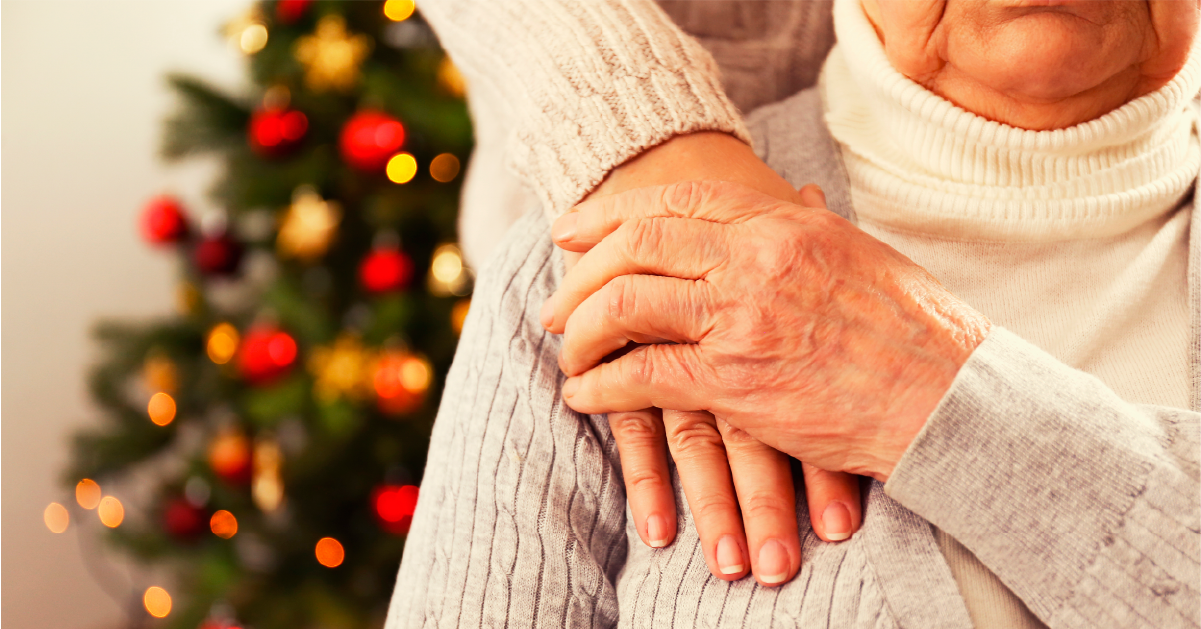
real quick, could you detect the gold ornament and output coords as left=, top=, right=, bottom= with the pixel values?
left=294, top=15, right=372, bottom=93
left=308, top=334, right=376, bottom=402
left=252, top=437, right=285, bottom=512
left=277, top=187, right=341, bottom=261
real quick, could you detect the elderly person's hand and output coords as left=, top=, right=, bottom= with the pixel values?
left=564, top=133, right=865, bottom=588
left=545, top=180, right=993, bottom=480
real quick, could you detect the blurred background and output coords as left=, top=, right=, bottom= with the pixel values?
left=3, top=2, right=472, bottom=628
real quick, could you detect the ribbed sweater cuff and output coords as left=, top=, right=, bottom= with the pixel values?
left=885, top=327, right=1199, bottom=623
left=419, top=0, right=750, bottom=218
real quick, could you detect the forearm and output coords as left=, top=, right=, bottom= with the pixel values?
left=885, top=327, right=1200, bottom=628
left=417, top=0, right=749, bottom=217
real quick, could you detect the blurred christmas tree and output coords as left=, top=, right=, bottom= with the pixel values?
left=54, top=1, right=473, bottom=627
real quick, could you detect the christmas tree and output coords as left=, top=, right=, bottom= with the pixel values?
left=49, top=1, right=472, bottom=626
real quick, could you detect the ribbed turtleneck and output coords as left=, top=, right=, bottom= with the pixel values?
left=821, top=2, right=1198, bottom=629
left=823, top=0, right=1200, bottom=242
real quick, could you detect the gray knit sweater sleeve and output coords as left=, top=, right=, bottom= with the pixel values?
left=415, top=0, right=750, bottom=218
left=886, top=328, right=1201, bottom=628
left=385, top=209, right=628, bottom=628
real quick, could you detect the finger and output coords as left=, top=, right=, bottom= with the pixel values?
left=551, top=180, right=788, bottom=252
left=559, top=275, right=714, bottom=376
left=661, top=409, right=749, bottom=580
left=608, top=409, right=677, bottom=548
left=797, top=184, right=827, bottom=209
left=561, top=343, right=707, bottom=415
left=543, top=216, right=727, bottom=333
left=716, top=417, right=800, bottom=587
left=801, top=462, right=863, bottom=543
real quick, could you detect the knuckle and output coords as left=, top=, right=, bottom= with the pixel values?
left=691, top=492, right=739, bottom=521
left=609, top=411, right=663, bottom=442
left=624, top=467, right=670, bottom=495
left=666, top=419, right=724, bottom=455
left=718, top=422, right=757, bottom=448
left=604, top=276, right=637, bottom=324
left=621, top=345, right=655, bottom=385
left=741, top=491, right=791, bottom=522
left=623, top=217, right=666, bottom=260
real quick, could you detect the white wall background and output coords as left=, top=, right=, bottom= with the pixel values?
left=3, top=2, right=250, bottom=627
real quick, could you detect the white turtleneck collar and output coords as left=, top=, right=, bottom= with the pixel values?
left=822, top=0, right=1201, bottom=242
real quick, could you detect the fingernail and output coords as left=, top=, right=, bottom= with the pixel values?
left=757, top=539, right=789, bottom=584
left=562, top=377, right=579, bottom=398
left=540, top=293, right=557, bottom=329
left=647, top=514, right=669, bottom=548
left=552, top=213, right=578, bottom=242
left=716, top=535, right=744, bottom=574
left=822, top=502, right=853, bottom=541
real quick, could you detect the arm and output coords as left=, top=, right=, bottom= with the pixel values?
left=885, top=328, right=1200, bottom=629
left=385, top=209, right=628, bottom=628
left=416, top=0, right=750, bottom=218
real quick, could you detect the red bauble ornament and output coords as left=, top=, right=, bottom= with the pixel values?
left=339, top=111, right=405, bottom=172
left=359, top=247, right=413, bottom=293
left=237, top=325, right=298, bottom=385
left=275, top=0, right=312, bottom=24
left=372, top=484, right=419, bottom=535
left=194, top=233, right=244, bottom=277
left=208, top=429, right=253, bottom=485
left=163, top=497, right=207, bottom=541
left=140, top=196, right=190, bottom=245
left=249, top=107, right=308, bottom=157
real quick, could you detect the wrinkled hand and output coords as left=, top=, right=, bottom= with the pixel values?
left=556, top=134, right=864, bottom=588
left=545, top=180, right=991, bottom=481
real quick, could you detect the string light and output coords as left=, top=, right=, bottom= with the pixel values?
left=210, top=510, right=238, bottom=539
left=147, top=392, right=177, bottom=426
left=143, top=586, right=173, bottom=618
left=386, top=153, right=418, bottom=184
left=44, top=503, right=69, bottom=533
left=315, top=537, right=345, bottom=567
left=76, top=479, right=102, bottom=509
left=207, top=323, right=240, bottom=365
left=437, top=57, right=466, bottom=98
left=400, top=357, right=432, bottom=393
left=98, top=496, right=125, bottom=528
left=451, top=299, right=470, bottom=335
left=241, top=24, right=269, bottom=54
left=383, top=0, right=416, bottom=22
left=252, top=439, right=285, bottom=512
left=429, top=153, right=460, bottom=183
left=428, top=243, right=469, bottom=296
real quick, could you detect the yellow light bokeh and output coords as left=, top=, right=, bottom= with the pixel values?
left=143, top=354, right=178, bottom=394
left=451, top=299, right=471, bottom=335
left=210, top=510, right=238, bottom=539
left=429, top=153, right=461, bottom=183
left=431, top=245, right=463, bottom=284
left=44, top=503, right=69, bottom=533
left=400, top=357, right=432, bottom=393
left=98, top=496, right=125, bottom=528
left=76, top=479, right=102, bottom=510
left=240, top=24, right=269, bottom=54
left=147, top=392, right=177, bottom=427
left=386, top=153, right=418, bottom=184
left=383, top=0, right=417, bottom=21
left=143, top=586, right=172, bottom=618
left=315, top=537, right=345, bottom=567
left=207, top=323, right=240, bottom=365
left=437, top=57, right=467, bottom=98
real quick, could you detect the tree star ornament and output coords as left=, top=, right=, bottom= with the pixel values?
left=277, top=187, right=341, bottom=261
left=294, top=15, right=372, bottom=93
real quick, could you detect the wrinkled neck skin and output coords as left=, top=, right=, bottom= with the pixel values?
left=859, top=0, right=1199, bottom=130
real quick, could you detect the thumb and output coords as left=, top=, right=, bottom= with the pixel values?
left=797, top=184, right=827, bottom=209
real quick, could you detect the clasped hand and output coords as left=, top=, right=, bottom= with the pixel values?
left=542, top=181, right=990, bottom=586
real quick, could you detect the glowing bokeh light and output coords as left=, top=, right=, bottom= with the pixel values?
left=429, top=153, right=461, bottom=183
left=451, top=299, right=471, bottom=335
left=386, top=153, right=418, bottom=184
left=76, top=479, right=102, bottom=510
left=315, top=537, right=345, bottom=567
left=147, top=392, right=177, bottom=426
left=383, top=0, right=416, bottom=21
left=210, top=510, right=238, bottom=539
left=240, top=24, right=269, bottom=54
left=207, top=323, right=240, bottom=365
left=143, top=586, right=173, bottom=618
left=98, top=496, right=125, bottom=528
left=400, top=357, right=432, bottom=393
left=431, top=245, right=463, bottom=285
left=44, top=503, right=69, bottom=533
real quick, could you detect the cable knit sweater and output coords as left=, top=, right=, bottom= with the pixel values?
left=396, top=2, right=1201, bottom=624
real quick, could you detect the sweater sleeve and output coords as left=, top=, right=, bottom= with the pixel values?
left=885, top=327, right=1200, bottom=629
left=415, top=0, right=750, bottom=219
left=384, top=208, right=629, bottom=628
